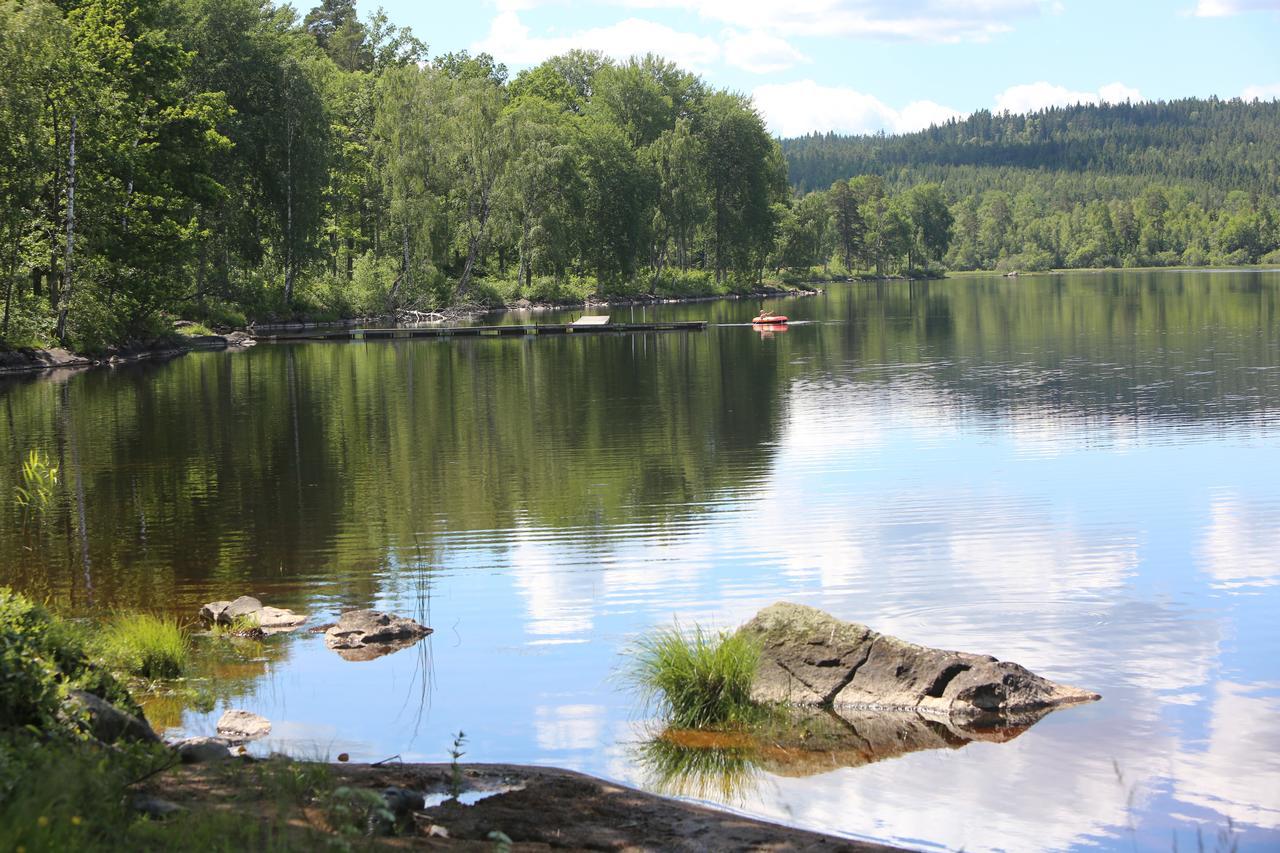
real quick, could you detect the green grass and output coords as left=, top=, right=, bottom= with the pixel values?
left=627, top=622, right=762, bottom=729
left=99, top=614, right=190, bottom=679
left=208, top=614, right=261, bottom=638
left=174, top=322, right=215, bottom=337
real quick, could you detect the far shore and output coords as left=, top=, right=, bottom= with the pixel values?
left=4, top=264, right=1277, bottom=376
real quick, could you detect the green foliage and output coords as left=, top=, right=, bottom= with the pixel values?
left=628, top=622, right=762, bottom=729
left=14, top=449, right=58, bottom=519
left=98, top=613, right=190, bottom=679
left=208, top=613, right=261, bottom=638
left=0, top=588, right=138, bottom=734
left=323, top=785, right=394, bottom=837
left=0, top=739, right=138, bottom=853
left=448, top=730, right=467, bottom=800
left=0, top=741, right=341, bottom=852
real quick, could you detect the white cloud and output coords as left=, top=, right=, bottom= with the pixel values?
left=1243, top=82, right=1280, bottom=100
left=474, top=11, right=721, bottom=70
left=752, top=80, right=962, bottom=136
left=722, top=30, right=809, bottom=74
left=614, top=0, right=1047, bottom=42
left=1193, top=0, right=1280, bottom=16
left=994, top=81, right=1141, bottom=113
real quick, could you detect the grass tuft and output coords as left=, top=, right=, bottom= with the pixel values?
left=209, top=613, right=262, bottom=638
left=627, top=622, right=761, bottom=729
left=99, top=613, right=190, bottom=679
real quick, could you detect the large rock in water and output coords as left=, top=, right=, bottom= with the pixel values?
left=738, top=602, right=1099, bottom=720
left=324, top=610, right=432, bottom=661
left=216, top=709, right=271, bottom=742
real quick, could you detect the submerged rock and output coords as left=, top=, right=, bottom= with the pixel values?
left=67, top=690, right=161, bottom=745
left=216, top=709, right=271, bottom=742
left=324, top=610, right=432, bottom=661
left=198, top=595, right=307, bottom=634
left=739, top=602, right=1099, bottom=720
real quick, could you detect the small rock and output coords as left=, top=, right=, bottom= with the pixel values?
left=172, top=736, right=233, bottom=764
left=324, top=610, right=432, bottom=661
left=257, top=605, right=307, bottom=631
left=198, top=600, right=232, bottom=625
left=224, top=331, right=256, bottom=347
left=198, top=595, right=307, bottom=634
left=131, top=795, right=186, bottom=819
left=217, top=709, right=271, bottom=741
left=66, top=690, right=161, bottom=745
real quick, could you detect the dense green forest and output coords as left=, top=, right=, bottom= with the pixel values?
left=2, top=0, right=1278, bottom=352
left=782, top=100, right=1280, bottom=272
left=0, top=0, right=792, bottom=351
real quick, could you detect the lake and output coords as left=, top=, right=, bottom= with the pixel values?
left=2, top=270, right=1279, bottom=851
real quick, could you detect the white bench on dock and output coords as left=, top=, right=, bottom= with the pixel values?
left=571, top=315, right=611, bottom=326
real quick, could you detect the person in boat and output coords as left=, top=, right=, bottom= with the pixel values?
left=756, top=308, right=770, bottom=322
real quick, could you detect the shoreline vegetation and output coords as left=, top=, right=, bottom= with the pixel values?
left=5, top=263, right=1277, bottom=375
left=3, top=0, right=1276, bottom=356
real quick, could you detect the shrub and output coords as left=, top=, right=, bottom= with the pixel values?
left=0, top=588, right=138, bottom=733
left=628, top=622, right=761, bottom=729
left=98, top=614, right=189, bottom=679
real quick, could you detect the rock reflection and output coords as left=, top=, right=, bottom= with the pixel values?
left=637, top=706, right=1041, bottom=803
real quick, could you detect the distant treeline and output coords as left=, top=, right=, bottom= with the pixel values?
left=782, top=99, right=1280, bottom=271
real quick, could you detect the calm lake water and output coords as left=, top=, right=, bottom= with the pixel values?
left=3, top=271, right=1279, bottom=851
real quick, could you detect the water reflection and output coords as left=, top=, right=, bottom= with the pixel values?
left=2, top=271, right=1279, bottom=850
left=635, top=707, right=1042, bottom=805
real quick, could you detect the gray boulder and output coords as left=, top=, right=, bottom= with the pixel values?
left=738, top=602, right=1099, bottom=720
left=66, top=690, right=161, bottom=744
left=131, top=795, right=186, bottom=819
left=216, top=709, right=271, bottom=741
left=324, top=610, right=432, bottom=661
left=171, top=736, right=234, bottom=764
left=198, top=595, right=307, bottom=633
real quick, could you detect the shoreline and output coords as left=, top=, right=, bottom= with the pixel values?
left=7, top=264, right=1276, bottom=375
left=0, top=285, right=822, bottom=375
left=146, top=758, right=907, bottom=850
left=0, top=332, right=256, bottom=378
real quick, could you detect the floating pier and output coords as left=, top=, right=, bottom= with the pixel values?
left=252, top=319, right=707, bottom=342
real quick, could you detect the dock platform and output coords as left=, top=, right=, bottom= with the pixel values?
left=252, top=320, right=707, bottom=342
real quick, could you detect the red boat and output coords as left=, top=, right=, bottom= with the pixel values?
left=752, top=315, right=788, bottom=324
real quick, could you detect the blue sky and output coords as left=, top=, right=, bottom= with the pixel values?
left=360, top=1, right=1280, bottom=136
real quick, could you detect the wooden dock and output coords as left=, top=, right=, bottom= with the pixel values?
left=252, top=320, right=707, bottom=342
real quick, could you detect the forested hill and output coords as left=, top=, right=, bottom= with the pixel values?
left=783, top=99, right=1280, bottom=198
